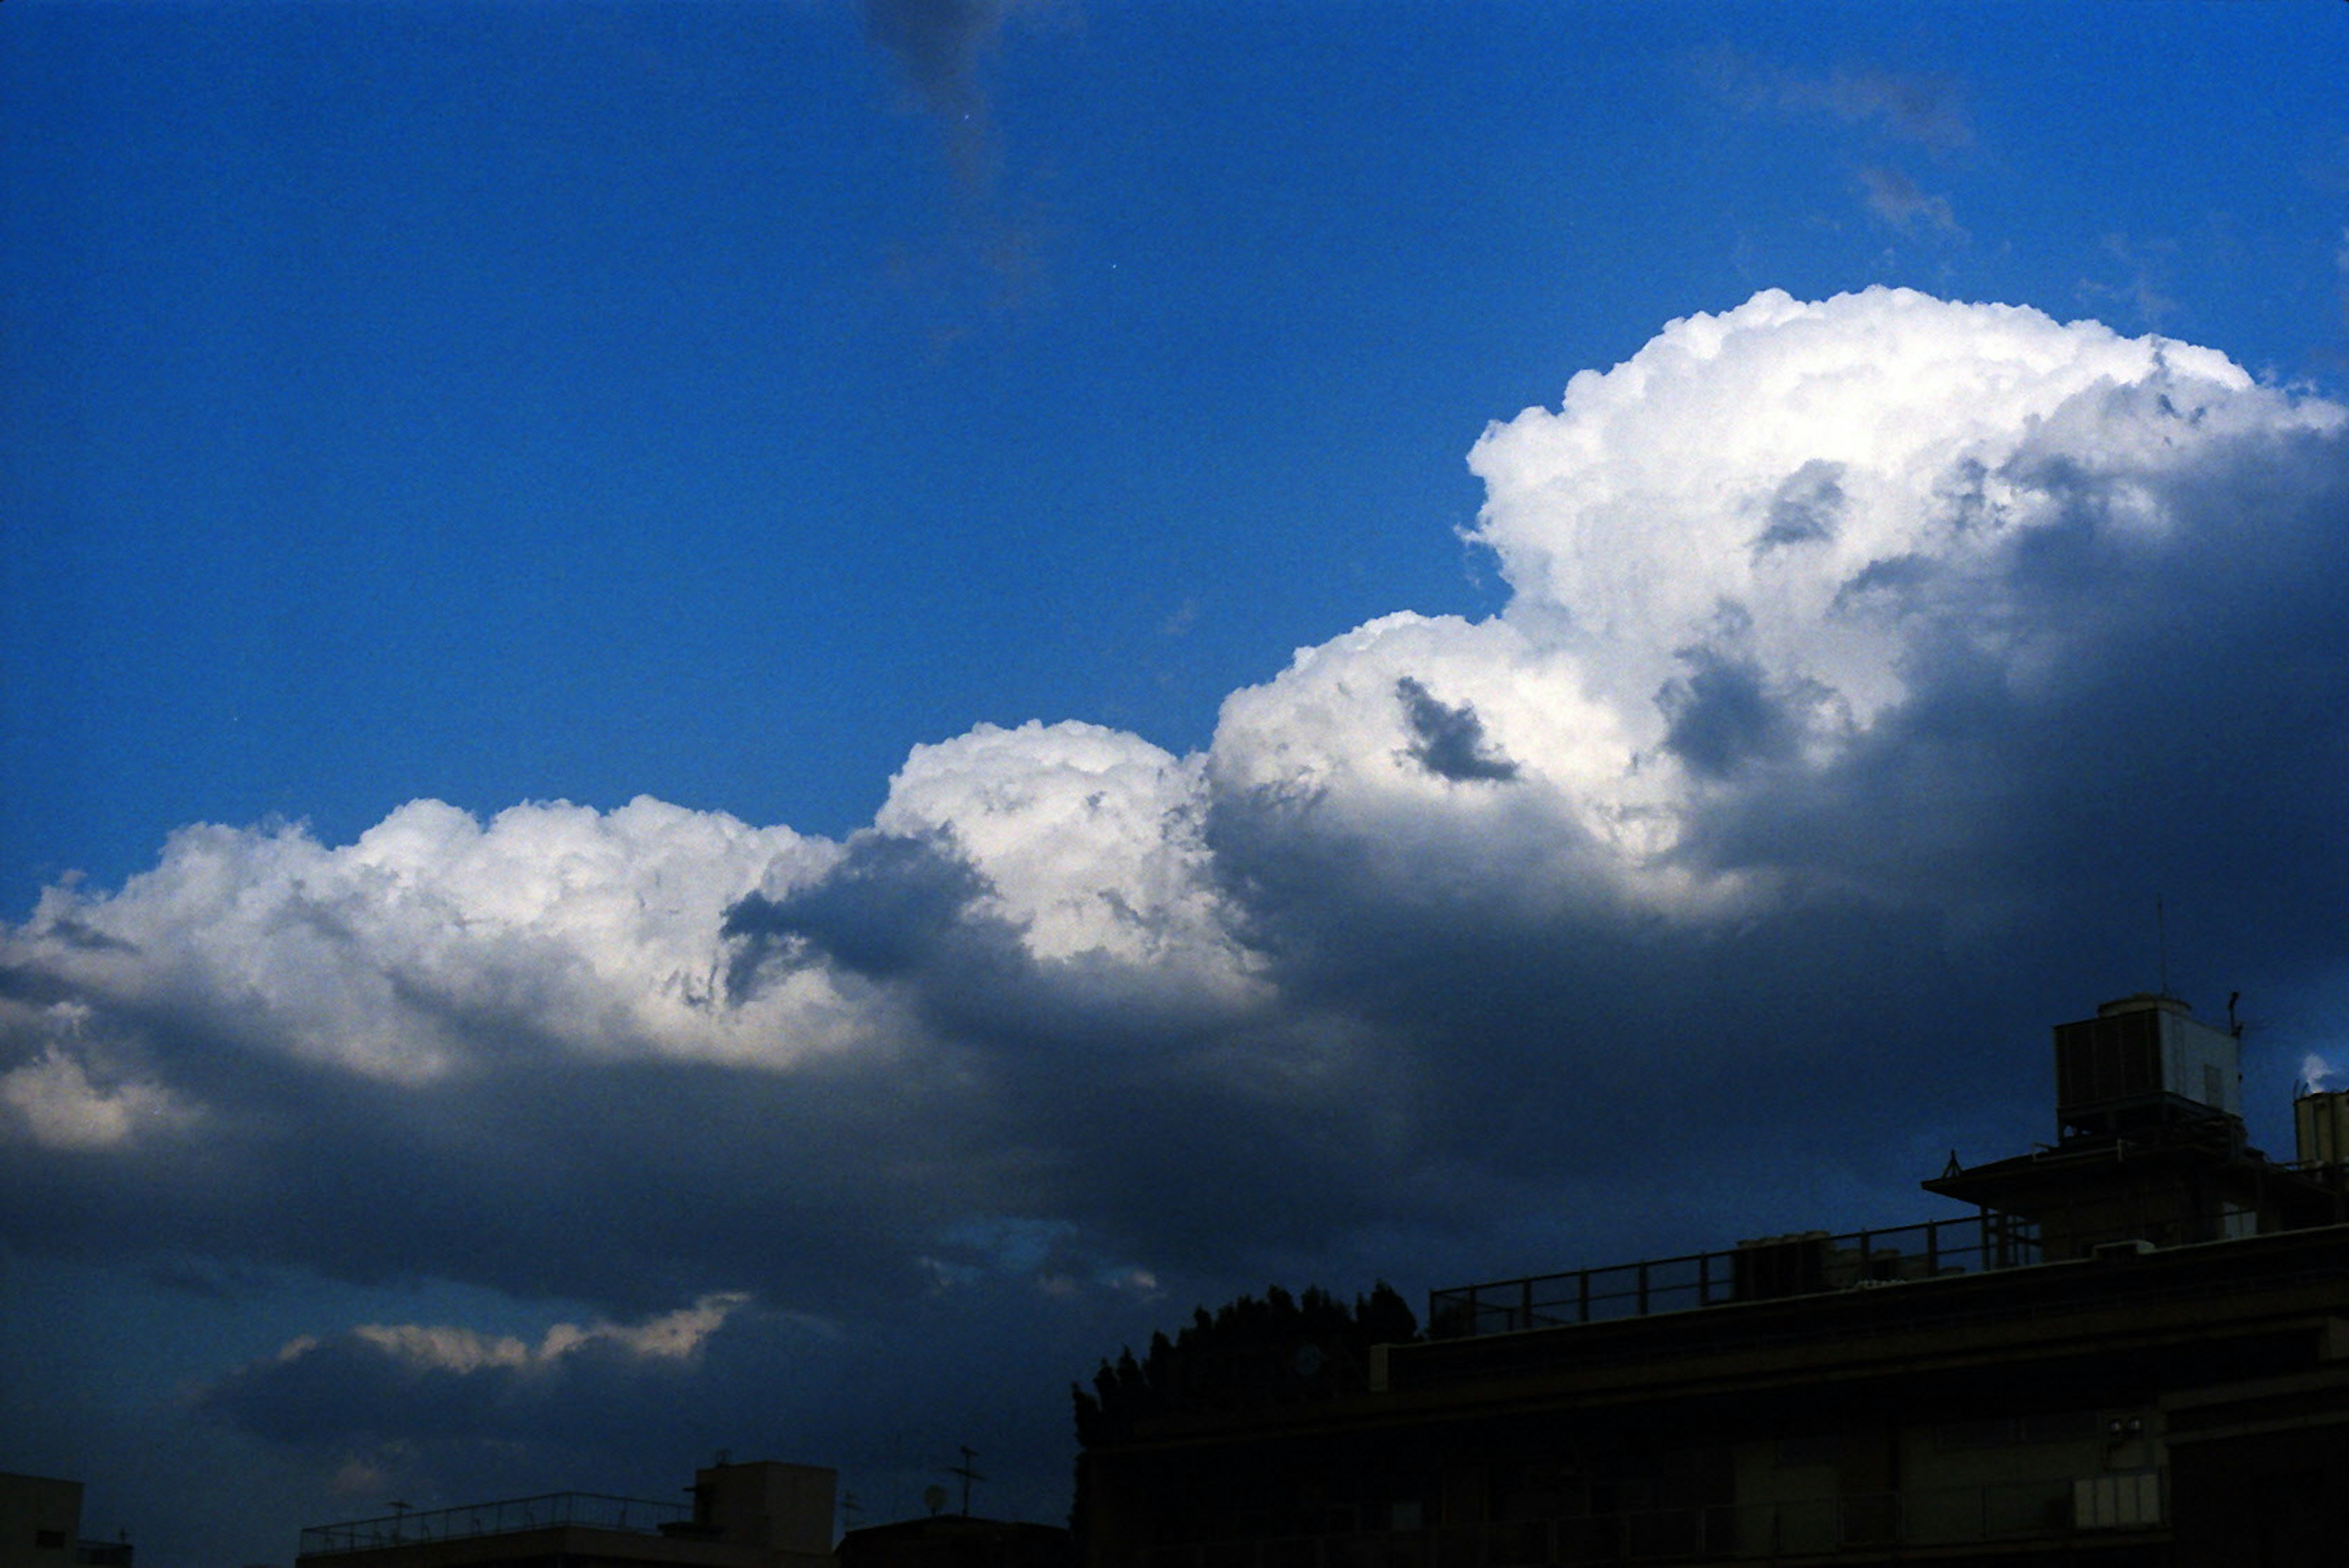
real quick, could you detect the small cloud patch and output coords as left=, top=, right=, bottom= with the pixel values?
left=1758, top=459, right=1850, bottom=550
left=1394, top=677, right=1521, bottom=783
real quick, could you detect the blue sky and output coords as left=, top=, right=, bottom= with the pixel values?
left=6, top=2, right=2349, bottom=1563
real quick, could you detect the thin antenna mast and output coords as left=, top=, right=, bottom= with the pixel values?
left=2156, top=896, right=2170, bottom=997
left=949, top=1447, right=985, bottom=1517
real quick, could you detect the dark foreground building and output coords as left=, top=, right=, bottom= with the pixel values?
left=837, top=1515, right=1074, bottom=1568
left=297, top=1460, right=835, bottom=1568
left=0, top=1474, right=132, bottom=1568
left=1075, top=995, right=2349, bottom=1567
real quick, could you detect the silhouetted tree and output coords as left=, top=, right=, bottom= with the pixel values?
left=1071, top=1281, right=1418, bottom=1447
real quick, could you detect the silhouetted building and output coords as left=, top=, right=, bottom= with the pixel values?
left=1075, top=994, right=2349, bottom=1566
left=0, top=1474, right=132, bottom=1568
left=836, top=1515, right=1072, bottom=1568
left=297, top=1461, right=834, bottom=1568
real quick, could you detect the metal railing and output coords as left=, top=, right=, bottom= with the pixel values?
left=299, top=1493, right=691, bottom=1556
left=1427, top=1213, right=2041, bottom=1339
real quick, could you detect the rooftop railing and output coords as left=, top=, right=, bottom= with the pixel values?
left=299, top=1492, right=691, bottom=1557
left=1427, top=1212, right=2041, bottom=1339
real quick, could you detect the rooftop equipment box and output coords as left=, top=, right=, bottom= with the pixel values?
left=2054, top=994, right=2239, bottom=1136
left=2295, top=1088, right=2349, bottom=1169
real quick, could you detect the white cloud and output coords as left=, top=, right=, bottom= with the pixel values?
left=875, top=720, right=1245, bottom=979
left=1482, top=293, right=2318, bottom=746
left=1209, top=611, right=1702, bottom=910
left=1468, top=289, right=2300, bottom=718
left=0, top=1031, right=195, bottom=1150
left=1, top=797, right=867, bottom=1083
left=1210, top=287, right=2345, bottom=927
left=12, top=299, right=2328, bottom=1105
left=340, top=1291, right=750, bottom=1375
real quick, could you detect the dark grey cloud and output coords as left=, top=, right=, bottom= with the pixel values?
left=1393, top=677, right=1521, bottom=783
left=1682, top=420, right=2349, bottom=995
left=1657, top=630, right=1816, bottom=779
left=725, top=830, right=1007, bottom=989
left=1757, top=459, right=1849, bottom=550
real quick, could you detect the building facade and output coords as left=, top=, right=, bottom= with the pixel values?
left=0, top=1474, right=131, bottom=1568
left=1076, top=996, right=2349, bottom=1567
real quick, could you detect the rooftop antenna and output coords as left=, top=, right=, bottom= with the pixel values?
left=2156, top=896, right=2171, bottom=997
left=948, top=1446, right=985, bottom=1517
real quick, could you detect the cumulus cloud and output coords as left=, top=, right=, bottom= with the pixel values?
left=871, top=721, right=1241, bottom=976
left=0, top=1028, right=195, bottom=1150
left=11, top=286, right=2349, bottom=1523
left=1, top=797, right=858, bottom=1085
left=1464, top=289, right=2331, bottom=738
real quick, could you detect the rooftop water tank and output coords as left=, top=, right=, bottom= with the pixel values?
left=2053, top=994, right=2240, bottom=1139
left=2293, top=1088, right=2349, bottom=1169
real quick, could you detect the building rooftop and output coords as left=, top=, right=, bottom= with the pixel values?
left=1427, top=1209, right=2041, bottom=1339
left=299, top=1494, right=689, bottom=1558
left=297, top=1462, right=836, bottom=1568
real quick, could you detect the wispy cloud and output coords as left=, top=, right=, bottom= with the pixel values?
left=858, top=0, right=1050, bottom=317
left=2079, top=231, right=2181, bottom=330
left=1858, top=165, right=1967, bottom=240
left=860, top=0, right=1033, bottom=193
left=1704, top=47, right=1974, bottom=150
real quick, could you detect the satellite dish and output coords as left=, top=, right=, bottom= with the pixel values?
left=922, top=1485, right=948, bottom=1518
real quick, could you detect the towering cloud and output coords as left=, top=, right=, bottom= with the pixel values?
left=7, top=288, right=2347, bottom=1511
left=1214, top=290, right=2343, bottom=920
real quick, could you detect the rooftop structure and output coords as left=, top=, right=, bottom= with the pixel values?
left=0, top=1473, right=132, bottom=1568
left=297, top=1462, right=834, bottom=1568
